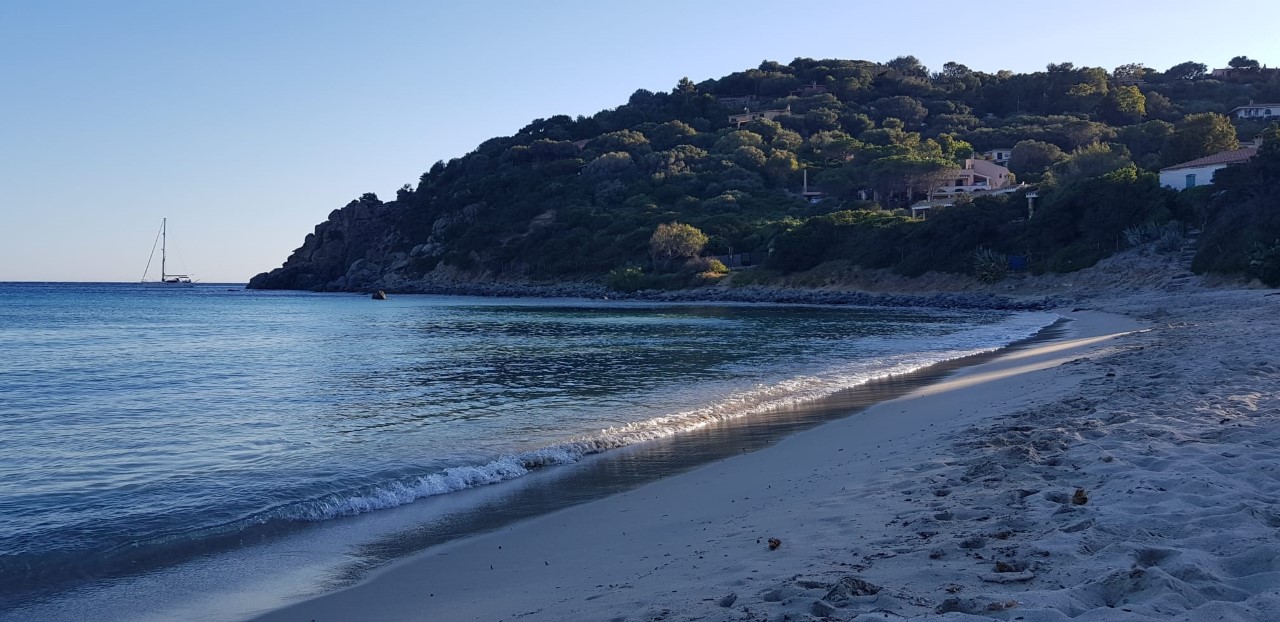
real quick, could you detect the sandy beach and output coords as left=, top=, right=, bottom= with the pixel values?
left=252, top=252, right=1280, bottom=621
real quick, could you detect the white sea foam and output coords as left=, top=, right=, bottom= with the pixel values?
left=278, top=311, right=1060, bottom=523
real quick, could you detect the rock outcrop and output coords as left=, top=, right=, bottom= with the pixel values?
left=247, top=194, right=404, bottom=291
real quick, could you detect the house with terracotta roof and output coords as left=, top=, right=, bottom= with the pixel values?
left=1158, top=147, right=1258, bottom=190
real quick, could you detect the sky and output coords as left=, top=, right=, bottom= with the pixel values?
left=2, top=1, right=1276, bottom=283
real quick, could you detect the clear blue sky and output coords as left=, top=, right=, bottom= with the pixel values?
left=2, top=0, right=1275, bottom=282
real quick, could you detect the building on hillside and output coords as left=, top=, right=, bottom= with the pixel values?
left=728, top=106, right=790, bottom=127
left=791, top=82, right=828, bottom=97
left=1230, top=103, right=1280, bottom=120
left=912, top=183, right=1027, bottom=219
left=1159, top=147, right=1258, bottom=190
left=717, top=95, right=759, bottom=110
left=910, top=200, right=951, bottom=219
left=981, top=148, right=1014, bottom=165
left=1211, top=67, right=1280, bottom=81
left=930, top=159, right=1013, bottom=198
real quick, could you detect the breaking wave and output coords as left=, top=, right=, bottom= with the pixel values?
left=265, top=310, right=1059, bottom=523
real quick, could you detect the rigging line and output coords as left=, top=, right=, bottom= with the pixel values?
left=168, top=226, right=192, bottom=278
left=141, top=223, right=163, bottom=281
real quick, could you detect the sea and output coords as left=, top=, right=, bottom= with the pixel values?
left=0, top=282, right=1059, bottom=621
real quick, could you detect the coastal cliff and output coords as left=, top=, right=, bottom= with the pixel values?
left=247, top=194, right=400, bottom=290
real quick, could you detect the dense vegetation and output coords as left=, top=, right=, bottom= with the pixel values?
left=1193, top=125, right=1280, bottom=285
left=252, top=55, right=1280, bottom=290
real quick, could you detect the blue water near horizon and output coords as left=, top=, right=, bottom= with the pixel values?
left=0, top=282, right=1058, bottom=619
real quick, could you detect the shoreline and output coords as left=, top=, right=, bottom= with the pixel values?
left=0, top=298, right=1060, bottom=622
left=252, top=307, right=1152, bottom=621
left=249, top=279, right=1062, bottom=311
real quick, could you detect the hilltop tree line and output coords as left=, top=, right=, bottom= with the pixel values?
left=255, top=55, right=1280, bottom=290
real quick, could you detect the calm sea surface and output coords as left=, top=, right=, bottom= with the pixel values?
left=0, top=282, right=1056, bottom=620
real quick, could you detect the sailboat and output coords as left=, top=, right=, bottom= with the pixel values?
left=142, top=218, right=194, bottom=286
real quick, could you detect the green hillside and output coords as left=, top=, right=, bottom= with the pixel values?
left=247, top=56, right=1280, bottom=291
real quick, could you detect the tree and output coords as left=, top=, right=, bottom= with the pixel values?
left=1164, top=61, right=1207, bottom=81
left=1047, top=142, right=1133, bottom=187
left=804, top=107, right=841, bottom=133
left=806, top=130, right=861, bottom=162
left=1008, top=140, right=1066, bottom=180
left=936, top=133, right=974, bottom=160
left=1112, top=63, right=1148, bottom=82
left=650, top=222, right=708, bottom=269
left=866, top=156, right=960, bottom=207
left=763, top=150, right=799, bottom=186
left=1143, top=91, right=1180, bottom=122
left=732, top=145, right=768, bottom=169
left=1194, top=126, right=1280, bottom=281
left=1117, top=120, right=1175, bottom=168
left=870, top=96, right=928, bottom=126
left=1162, top=113, right=1240, bottom=166
left=940, top=61, right=973, bottom=80
left=886, top=55, right=929, bottom=78
left=674, top=77, right=698, bottom=97
left=1229, top=56, right=1261, bottom=70
left=648, top=120, right=697, bottom=150
left=395, top=184, right=415, bottom=203
left=582, top=151, right=635, bottom=179
left=1100, top=85, right=1147, bottom=124
left=713, top=130, right=766, bottom=153
left=770, top=128, right=803, bottom=152
left=587, top=130, right=651, bottom=156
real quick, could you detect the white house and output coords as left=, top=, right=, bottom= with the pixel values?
left=1158, top=146, right=1257, bottom=190
left=911, top=183, right=1027, bottom=219
left=981, top=148, right=1014, bottom=165
left=931, top=158, right=1013, bottom=198
left=1230, top=103, right=1280, bottom=120
left=728, top=106, right=790, bottom=127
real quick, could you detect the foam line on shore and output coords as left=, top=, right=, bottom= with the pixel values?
left=250, top=308, right=1164, bottom=622
left=252, top=311, right=1058, bottom=524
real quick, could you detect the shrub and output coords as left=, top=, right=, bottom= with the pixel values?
left=1122, top=224, right=1145, bottom=247
left=1154, top=223, right=1184, bottom=253
left=682, top=257, right=712, bottom=274
left=1123, top=221, right=1183, bottom=252
left=684, top=257, right=730, bottom=275
left=972, top=247, right=1010, bottom=283
left=1248, top=240, right=1280, bottom=286
left=604, top=265, right=647, bottom=292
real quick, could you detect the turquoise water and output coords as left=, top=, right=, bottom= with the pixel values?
left=0, top=283, right=1056, bottom=618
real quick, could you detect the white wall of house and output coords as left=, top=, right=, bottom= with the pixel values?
left=983, top=149, right=1012, bottom=164
left=1233, top=104, right=1280, bottom=120
left=1159, top=163, right=1227, bottom=190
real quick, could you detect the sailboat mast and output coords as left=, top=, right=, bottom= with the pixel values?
left=161, top=218, right=167, bottom=281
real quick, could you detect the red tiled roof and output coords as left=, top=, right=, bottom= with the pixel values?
left=1161, top=147, right=1258, bottom=171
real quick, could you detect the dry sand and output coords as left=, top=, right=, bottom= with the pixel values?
left=255, top=250, right=1280, bottom=621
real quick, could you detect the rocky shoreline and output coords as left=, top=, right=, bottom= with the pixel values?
left=371, top=280, right=1061, bottom=311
